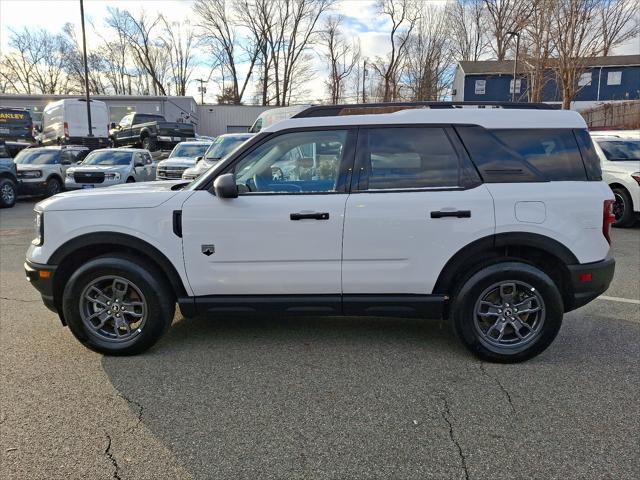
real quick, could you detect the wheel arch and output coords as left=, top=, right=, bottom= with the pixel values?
left=49, top=232, right=188, bottom=319
left=433, top=232, right=578, bottom=313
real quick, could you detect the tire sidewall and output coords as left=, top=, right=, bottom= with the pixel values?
left=452, top=262, right=564, bottom=363
left=62, top=255, right=174, bottom=355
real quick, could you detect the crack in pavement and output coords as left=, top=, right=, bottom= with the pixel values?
left=118, top=393, right=144, bottom=433
left=479, top=363, right=516, bottom=414
left=0, top=296, right=39, bottom=303
left=441, top=396, right=470, bottom=480
left=104, top=434, right=122, bottom=480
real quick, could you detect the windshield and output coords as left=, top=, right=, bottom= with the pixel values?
left=82, top=150, right=132, bottom=166
left=204, top=136, right=251, bottom=160
left=170, top=143, right=211, bottom=158
left=597, top=140, right=640, bottom=161
left=14, top=149, right=60, bottom=165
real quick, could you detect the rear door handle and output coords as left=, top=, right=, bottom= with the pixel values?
left=290, top=212, right=330, bottom=221
left=430, top=210, right=471, bottom=219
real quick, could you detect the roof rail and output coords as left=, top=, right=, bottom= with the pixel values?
left=292, top=101, right=559, bottom=118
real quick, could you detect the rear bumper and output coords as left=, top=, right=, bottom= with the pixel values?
left=566, top=256, right=615, bottom=311
left=24, top=260, right=58, bottom=313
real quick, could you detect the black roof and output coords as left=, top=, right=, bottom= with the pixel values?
left=293, top=101, right=558, bottom=118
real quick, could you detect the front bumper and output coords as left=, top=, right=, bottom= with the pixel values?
left=24, top=260, right=57, bottom=313
left=566, top=256, right=615, bottom=311
left=18, top=179, right=48, bottom=195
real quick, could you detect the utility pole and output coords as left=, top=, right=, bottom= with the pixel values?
left=195, top=78, right=207, bottom=104
left=362, top=59, right=367, bottom=103
left=79, top=0, right=93, bottom=137
left=507, top=31, right=520, bottom=103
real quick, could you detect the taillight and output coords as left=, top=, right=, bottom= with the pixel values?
left=63, top=122, right=69, bottom=138
left=603, top=199, right=616, bottom=245
left=632, top=173, right=640, bottom=186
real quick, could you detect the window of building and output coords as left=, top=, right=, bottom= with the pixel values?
left=509, top=79, right=522, bottom=93
left=361, top=127, right=460, bottom=190
left=578, top=72, right=592, bottom=87
left=607, top=71, right=622, bottom=86
left=475, top=79, right=486, bottom=95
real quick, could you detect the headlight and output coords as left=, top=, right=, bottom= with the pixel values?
left=632, top=172, right=640, bottom=186
left=66, top=170, right=74, bottom=178
left=32, top=211, right=43, bottom=246
left=21, top=170, right=42, bottom=178
left=105, top=172, right=121, bottom=180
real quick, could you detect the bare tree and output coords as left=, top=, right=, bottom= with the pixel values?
left=598, top=0, right=639, bottom=56
left=551, top=0, right=606, bottom=109
left=483, top=0, right=534, bottom=60
left=61, top=23, right=109, bottom=95
left=160, top=17, right=198, bottom=96
left=194, top=0, right=263, bottom=104
left=106, top=8, right=168, bottom=95
left=0, top=27, right=70, bottom=94
left=447, top=0, right=489, bottom=62
left=372, top=0, right=420, bottom=102
left=321, top=15, right=360, bottom=103
left=520, top=0, right=556, bottom=102
left=404, top=5, right=453, bottom=101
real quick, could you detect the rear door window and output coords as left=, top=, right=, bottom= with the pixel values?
left=358, top=127, right=461, bottom=190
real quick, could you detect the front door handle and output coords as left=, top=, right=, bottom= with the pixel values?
left=290, top=212, right=330, bottom=221
left=430, top=210, right=471, bottom=219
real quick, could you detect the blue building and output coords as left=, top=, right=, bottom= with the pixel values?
left=452, top=55, right=639, bottom=109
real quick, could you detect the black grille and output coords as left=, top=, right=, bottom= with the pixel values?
left=157, top=166, right=187, bottom=179
left=74, top=171, right=105, bottom=183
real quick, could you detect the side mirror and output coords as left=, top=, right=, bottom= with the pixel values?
left=195, top=156, right=203, bottom=162
left=213, top=173, right=238, bottom=198
left=110, top=122, right=117, bottom=129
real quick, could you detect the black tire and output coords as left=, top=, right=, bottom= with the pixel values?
left=126, top=177, right=135, bottom=183
left=141, top=135, right=158, bottom=152
left=0, top=178, right=17, bottom=208
left=611, top=187, right=636, bottom=228
left=62, top=254, right=175, bottom=355
left=45, top=177, right=62, bottom=197
left=451, top=262, right=563, bottom=363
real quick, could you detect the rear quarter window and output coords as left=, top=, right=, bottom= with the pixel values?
left=456, top=127, right=588, bottom=182
left=492, top=129, right=587, bottom=181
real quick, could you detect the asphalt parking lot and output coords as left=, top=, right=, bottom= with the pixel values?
left=1, top=198, right=638, bottom=480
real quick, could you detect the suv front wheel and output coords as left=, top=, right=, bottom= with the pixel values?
left=62, top=255, right=175, bottom=355
left=451, top=262, right=563, bottom=363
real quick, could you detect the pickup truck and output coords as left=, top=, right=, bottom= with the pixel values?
left=109, top=113, right=195, bottom=152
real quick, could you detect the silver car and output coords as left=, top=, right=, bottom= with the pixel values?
left=65, top=148, right=156, bottom=190
left=156, top=141, right=212, bottom=180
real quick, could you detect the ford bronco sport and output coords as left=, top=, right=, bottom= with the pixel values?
left=25, top=103, right=615, bottom=362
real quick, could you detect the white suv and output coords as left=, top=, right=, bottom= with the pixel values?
left=590, top=132, right=639, bottom=227
left=25, top=104, right=615, bottom=362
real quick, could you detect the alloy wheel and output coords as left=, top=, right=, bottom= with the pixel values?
left=1, top=183, right=15, bottom=204
left=473, top=280, right=545, bottom=349
left=79, top=276, right=147, bottom=343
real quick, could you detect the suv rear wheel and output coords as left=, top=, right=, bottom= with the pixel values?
left=451, top=262, right=563, bottom=363
left=62, top=255, right=174, bottom=355
left=0, top=178, right=17, bottom=208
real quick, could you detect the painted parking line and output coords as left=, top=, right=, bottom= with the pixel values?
left=598, top=295, right=640, bottom=305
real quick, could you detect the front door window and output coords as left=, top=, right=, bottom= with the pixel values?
left=231, top=130, right=349, bottom=194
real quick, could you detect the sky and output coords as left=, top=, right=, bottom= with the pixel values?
left=1, top=0, right=638, bottom=103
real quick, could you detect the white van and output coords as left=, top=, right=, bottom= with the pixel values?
left=248, top=105, right=311, bottom=133
left=41, top=99, right=109, bottom=148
